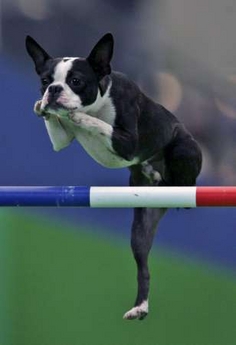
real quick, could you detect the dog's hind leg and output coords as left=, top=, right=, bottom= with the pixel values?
left=123, top=165, right=167, bottom=320
left=163, top=130, right=202, bottom=187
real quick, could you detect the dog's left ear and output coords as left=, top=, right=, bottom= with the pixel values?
left=87, top=33, right=114, bottom=80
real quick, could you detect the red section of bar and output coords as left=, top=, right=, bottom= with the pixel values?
left=196, top=187, right=236, bottom=206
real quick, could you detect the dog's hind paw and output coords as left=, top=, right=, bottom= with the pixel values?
left=123, top=300, right=148, bottom=320
left=141, top=162, right=162, bottom=185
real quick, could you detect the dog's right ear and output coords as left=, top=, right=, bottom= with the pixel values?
left=25, top=36, right=51, bottom=74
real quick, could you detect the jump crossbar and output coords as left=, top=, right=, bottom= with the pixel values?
left=0, top=186, right=236, bottom=208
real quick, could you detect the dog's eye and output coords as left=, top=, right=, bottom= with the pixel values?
left=41, top=78, right=49, bottom=86
left=70, top=78, right=84, bottom=87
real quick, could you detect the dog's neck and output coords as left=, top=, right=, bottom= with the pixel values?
left=82, top=76, right=113, bottom=116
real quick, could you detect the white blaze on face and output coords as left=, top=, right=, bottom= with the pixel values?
left=53, top=58, right=76, bottom=83
left=41, top=58, right=82, bottom=112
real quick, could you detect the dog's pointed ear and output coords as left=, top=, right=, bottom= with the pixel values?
left=25, top=36, right=51, bottom=73
left=87, top=33, right=114, bottom=80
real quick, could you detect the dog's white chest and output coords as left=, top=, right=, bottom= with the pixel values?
left=73, top=131, right=138, bottom=168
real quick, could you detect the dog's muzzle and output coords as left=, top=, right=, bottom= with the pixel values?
left=42, top=84, right=72, bottom=117
left=47, top=84, right=63, bottom=103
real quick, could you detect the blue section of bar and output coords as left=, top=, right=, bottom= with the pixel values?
left=61, top=186, right=90, bottom=207
left=0, top=186, right=90, bottom=207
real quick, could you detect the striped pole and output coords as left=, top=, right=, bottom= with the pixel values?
left=0, top=186, right=236, bottom=207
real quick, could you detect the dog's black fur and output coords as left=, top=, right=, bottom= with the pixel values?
left=26, top=33, right=202, bottom=320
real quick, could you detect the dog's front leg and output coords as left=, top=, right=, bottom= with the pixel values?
left=69, top=111, right=113, bottom=144
left=69, top=111, right=136, bottom=168
left=69, top=110, right=138, bottom=162
left=44, top=117, right=74, bottom=151
left=34, top=100, right=75, bottom=151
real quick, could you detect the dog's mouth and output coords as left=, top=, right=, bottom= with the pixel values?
left=44, top=101, right=78, bottom=117
left=45, top=100, right=66, bottom=110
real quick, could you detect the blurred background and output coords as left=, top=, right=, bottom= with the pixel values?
left=1, top=0, right=236, bottom=344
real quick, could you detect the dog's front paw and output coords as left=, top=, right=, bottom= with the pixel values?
left=34, top=100, right=50, bottom=119
left=34, top=100, right=43, bottom=115
left=123, top=300, right=149, bottom=320
left=68, top=111, right=84, bottom=125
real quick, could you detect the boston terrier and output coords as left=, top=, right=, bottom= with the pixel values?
left=25, top=33, right=202, bottom=320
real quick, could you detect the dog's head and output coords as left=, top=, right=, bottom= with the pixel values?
left=26, top=33, right=114, bottom=115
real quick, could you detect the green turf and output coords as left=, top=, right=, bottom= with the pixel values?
left=0, top=209, right=236, bottom=345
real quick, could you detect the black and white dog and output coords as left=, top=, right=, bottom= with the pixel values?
left=26, top=33, right=202, bottom=320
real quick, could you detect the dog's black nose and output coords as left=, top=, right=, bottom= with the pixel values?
left=48, top=84, right=63, bottom=100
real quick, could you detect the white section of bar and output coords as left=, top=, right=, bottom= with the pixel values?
left=90, top=187, right=197, bottom=208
